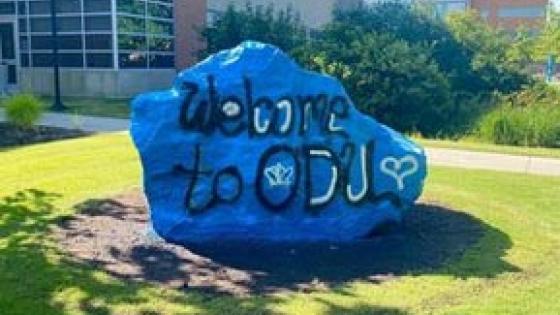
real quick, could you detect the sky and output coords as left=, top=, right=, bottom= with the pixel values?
left=554, top=0, right=560, bottom=10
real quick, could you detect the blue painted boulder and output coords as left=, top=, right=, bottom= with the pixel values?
left=130, top=41, right=427, bottom=243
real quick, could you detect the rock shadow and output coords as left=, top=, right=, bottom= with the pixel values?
left=58, top=192, right=518, bottom=296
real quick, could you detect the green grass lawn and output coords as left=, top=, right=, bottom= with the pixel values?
left=414, top=137, right=560, bottom=159
left=1, top=96, right=131, bottom=119
left=1, top=133, right=560, bottom=314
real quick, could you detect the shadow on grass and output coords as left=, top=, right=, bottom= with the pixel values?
left=58, top=192, right=519, bottom=298
left=0, top=189, right=414, bottom=315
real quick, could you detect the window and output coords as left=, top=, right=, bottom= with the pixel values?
left=118, top=0, right=145, bottom=15
left=31, top=35, right=52, bottom=50
left=85, top=16, right=112, bottom=31
left=119, top=52, right=147, bottom=68
left=30, top=18, right=50, bottom=33
left=116, top=0, right=176, bottom=69
left=8, top=65, right=16, bottom=84
left=32, top=53, right=53, bottom=67
left=148, top=2, right=172, bottom=19
left=149, top=54, right=174, bottom=68
left=56, top=0, right=80, bottom=14
left=18, top=0, right=175, bottom=69
left=149, top=36, right=173, bottom=52
left=18, top=18, right=27, bottom=33
left=19, top=36, right=29, bottom=51
left=19, top=0, right=115, bottom=69
left=118, top=16, right=145, bottom=33
left=17, top=1, right=26, bottom=15
left=20, top=53, right=29, bottom=67
left=0, top=2, right=15, bottom=14
left=147, top=20, right=173, bottom=35
left=436, top=0, right=467, bottom=17
left=84, top=0, right=111, bottom=13
left=86, top=34, right=112, bottom=50
left=32, top=53, right=84, bottom=67
left=119, top=34, right=146, bottom=50
left=29, top=1, right=50, bottom=14
left=87, top=53, right=113, bottom=68
left=58, top=35, right=83, bottom=50
left=57, top=17, right=82, bottom=32
left=32, top=35, right=87, bottom=51
left=58, top=53, right=84, bottom=67
left=498, top=6, right=546, bottom=18
left=30, top=17, right=82, bottom=33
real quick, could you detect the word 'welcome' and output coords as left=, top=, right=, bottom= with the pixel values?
left=179, top=75, right=350, bottom=138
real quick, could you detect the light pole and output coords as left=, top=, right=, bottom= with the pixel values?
left=50, top=0, right=66, bottom=111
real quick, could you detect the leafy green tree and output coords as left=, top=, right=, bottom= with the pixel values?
left=445, top=10, right=530, bottom=93
left=534, top=10, right=560, bottom=61
left=298, top=25, right=453, bottom=135
left=506, top=27, right=538, bottom=68
left=200, top=3, right=307, bottom=58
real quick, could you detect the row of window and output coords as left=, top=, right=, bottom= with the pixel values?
left=19, top=52, right=175, bottom=68
left=18, top=16, right=173, bottom=35
left=497, top=6, right=546, bottom=18
left=19, top=34, right=173, bottom=51
left=19, top=15, right=111, bottom=33
left=118, top=0, right=173, bottom=19
left=11, top=0, right=176, bottom=69
left=6, top=0, right=173, bottom=16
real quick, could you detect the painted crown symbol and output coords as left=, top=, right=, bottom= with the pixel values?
left=264, top=162, right=294, bottom=187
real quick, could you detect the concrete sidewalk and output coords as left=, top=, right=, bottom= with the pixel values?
left=1, top=109, right=560, bottom=176
left=426, top=147, right=560, bottom=177
left=0, top=109, right=129, bottom=133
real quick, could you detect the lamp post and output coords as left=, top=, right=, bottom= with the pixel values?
left=50, top=0, right=66, bottom=111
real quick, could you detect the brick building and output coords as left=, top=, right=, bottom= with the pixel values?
left=433, top=0, right=550, bottom=30
left=470, top=0, right=549, bottom=30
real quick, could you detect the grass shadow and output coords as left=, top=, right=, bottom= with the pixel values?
left=0, top=190, right=285, bottom=314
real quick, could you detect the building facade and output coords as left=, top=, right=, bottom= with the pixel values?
left=0, top=0, right=359, bottom=97
left=0, top=0, right=179, bottom=97
left=471, top=0, right=549, bottom=30
left=431, top=0, right=549, bottom=30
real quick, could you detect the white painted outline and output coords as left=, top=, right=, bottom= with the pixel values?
left=328, top=113, right=344, bottom=133
left=310, top=149, right=338, bottom=206
left=254, top=107, right=270, bottom=134
left=276, top=99, right=292, bottom=134
left=264, top=162, right=294, bottom=187
left=380, top=155, right=419, bottom=191
left=346, top=144, right=369, bottom=202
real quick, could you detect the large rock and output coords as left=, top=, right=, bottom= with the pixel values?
left=130, top=41, right=427, bottom=243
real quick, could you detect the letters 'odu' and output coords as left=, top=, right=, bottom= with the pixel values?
left=130, top=41, right=427, bottom=243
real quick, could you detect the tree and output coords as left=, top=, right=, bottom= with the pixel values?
left=297, top=22, right=455, bottom=136
left=200, top=3, right=307, bottom=58
left=534, top=9, right=560, bottom=61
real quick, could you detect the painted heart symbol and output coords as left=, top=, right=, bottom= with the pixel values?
left=380, top=155, right=419, bottom=191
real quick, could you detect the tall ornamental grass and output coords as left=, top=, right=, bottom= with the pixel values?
left=478, top=95, right=560, bottom=148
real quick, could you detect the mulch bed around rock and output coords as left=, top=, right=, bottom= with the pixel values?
left=0, top=122, right=90, bottom=148
left=54, top=190, right=488, bottom=296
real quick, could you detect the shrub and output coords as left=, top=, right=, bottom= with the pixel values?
left=477, top=85, right=560, bottom=147
left=5, top=94, right=44, bottom=129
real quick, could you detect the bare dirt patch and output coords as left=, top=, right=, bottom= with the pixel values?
left=54, top=190, right=512, bottom=296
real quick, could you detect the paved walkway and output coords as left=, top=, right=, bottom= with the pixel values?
left=0, top=109, right=129, bottom=133
left=2, top=110, right=560, bottom=176
left=426, top=147, right=560, bottom=177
